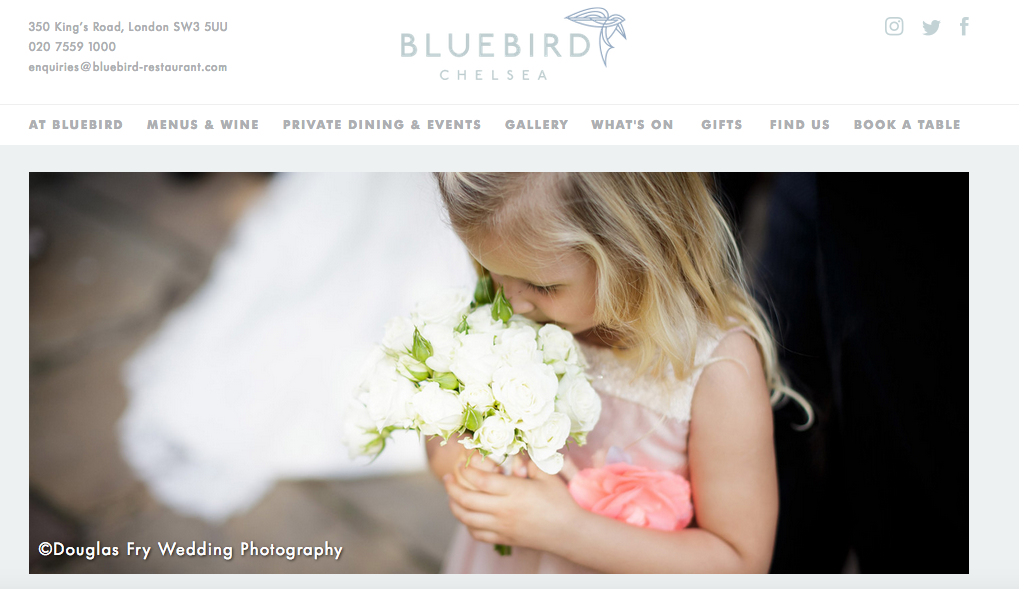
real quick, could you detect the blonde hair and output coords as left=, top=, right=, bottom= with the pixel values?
left=436, top=172, right=813, bottom=428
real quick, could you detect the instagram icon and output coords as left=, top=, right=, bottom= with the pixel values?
left=885, top=17, right=904, bottom=35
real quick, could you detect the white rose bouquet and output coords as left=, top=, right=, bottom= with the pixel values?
left=343, top=274, right=601, bottom=553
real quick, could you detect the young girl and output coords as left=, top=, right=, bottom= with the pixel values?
left=426, top=172, right=811, bottom=573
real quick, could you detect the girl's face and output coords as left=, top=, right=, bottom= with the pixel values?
left=466, top=235, right=598, bottom=335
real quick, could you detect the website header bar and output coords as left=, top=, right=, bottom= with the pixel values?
left=8, top=1, right=1016, bottom=107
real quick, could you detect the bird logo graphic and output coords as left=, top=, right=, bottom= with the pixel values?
left=923, top=20, right=940, bottom=35
left=566, top=8, right=626, bottom=67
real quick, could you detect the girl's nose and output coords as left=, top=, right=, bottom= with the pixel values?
left=503, top=284, right=536, bottom=314
left=507, top=292, right=535, bottom=314
left=493, top=274, right=536, bottom=314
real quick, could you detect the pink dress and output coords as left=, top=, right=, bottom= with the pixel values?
left=443, top=327, right=737, bottom=573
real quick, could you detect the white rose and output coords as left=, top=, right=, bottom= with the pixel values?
left=491, top=363, right=559, bottom=430
left=495, top=322, right=537, bottom=345
left=555, top=372, right=602, bottom=434
left=461, top=383, right=496, bottom=411
left=509, top=315, right=541, bottom=330
left=495, top=323, right=542, bottom=367
left=522, top=412, right=571, bottom=474
left=531, top=451, right=564, bottom=475
left=466, top=305, right=505, bottom=334
left=561, top=362, right=586, bottom=378
left=571, top=341, right=588, bottom=369
left=365, top=356, right=418, bottom=430
left=461, top=413, right=522, bottom=462
left=412, top=288, right=472, bottom=328
left=420, top=323, right=459, bottom=373
left=342, top=400, right=387, bottom=458
left=410, top=381, right=465, bottom=438
left=450, top=333, right=500, bottom=386
left=356, top=346, right=387, bottom=390
left=538, top=323, right=576, bottom=374
left=381, top=316, right=416, bottom=355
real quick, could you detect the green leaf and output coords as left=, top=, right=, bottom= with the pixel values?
left=474, top=273, right=496, bottom=306
left=363, top=436, right=387, bottom=465
left=432, top=371, right=460, bottom=390
left=491, top=287, right=513, bottom=323
left=494, top=544, right=512, bottom=556
left=464, top=447, right=489, bottom=469
left=454, top=314, right=469, bottom=334
left=464, top=406, right=484, bottom=432
left=412, top=328, right=433, bottom=363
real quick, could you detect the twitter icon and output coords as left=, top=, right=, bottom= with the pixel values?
left=923, top=20, right=940, bottom=35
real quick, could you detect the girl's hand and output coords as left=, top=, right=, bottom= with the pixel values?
left=442, top=456, right=585, bottom=553
left=454, top=447, right=502, bottom=489
left=426, top=434, right=499, bottom=482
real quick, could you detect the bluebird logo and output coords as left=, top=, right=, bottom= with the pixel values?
left=923, top=20, right=940, bottom=35
left=565, top=8, right=626, bottom=66
left=960, top=17, right=969, bottom=36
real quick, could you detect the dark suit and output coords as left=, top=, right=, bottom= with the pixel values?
left=754, top=173, right=968, bottom=573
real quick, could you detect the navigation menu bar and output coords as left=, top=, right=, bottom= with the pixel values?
left=4, top=106, right=1002, bottom=145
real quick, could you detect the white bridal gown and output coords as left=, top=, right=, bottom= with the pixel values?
left=118, top=173, right=476, bottom=521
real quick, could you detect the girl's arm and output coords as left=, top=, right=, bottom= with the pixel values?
left=443, top=330, right=778, bottom=573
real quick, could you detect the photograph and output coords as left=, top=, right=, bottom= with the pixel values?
left=28, top=172, right=969, bottom=574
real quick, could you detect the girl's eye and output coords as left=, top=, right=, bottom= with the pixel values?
left=527, top=283, right=559, bottom=295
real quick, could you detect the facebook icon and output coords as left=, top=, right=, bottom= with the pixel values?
left=960, top=17, right=969, bottom=35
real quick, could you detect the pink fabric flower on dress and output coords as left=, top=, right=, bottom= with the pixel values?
left=568, top=463, right=693, bottom=531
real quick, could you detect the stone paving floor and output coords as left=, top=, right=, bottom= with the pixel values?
left=29, top=173, right=456, bottom=574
